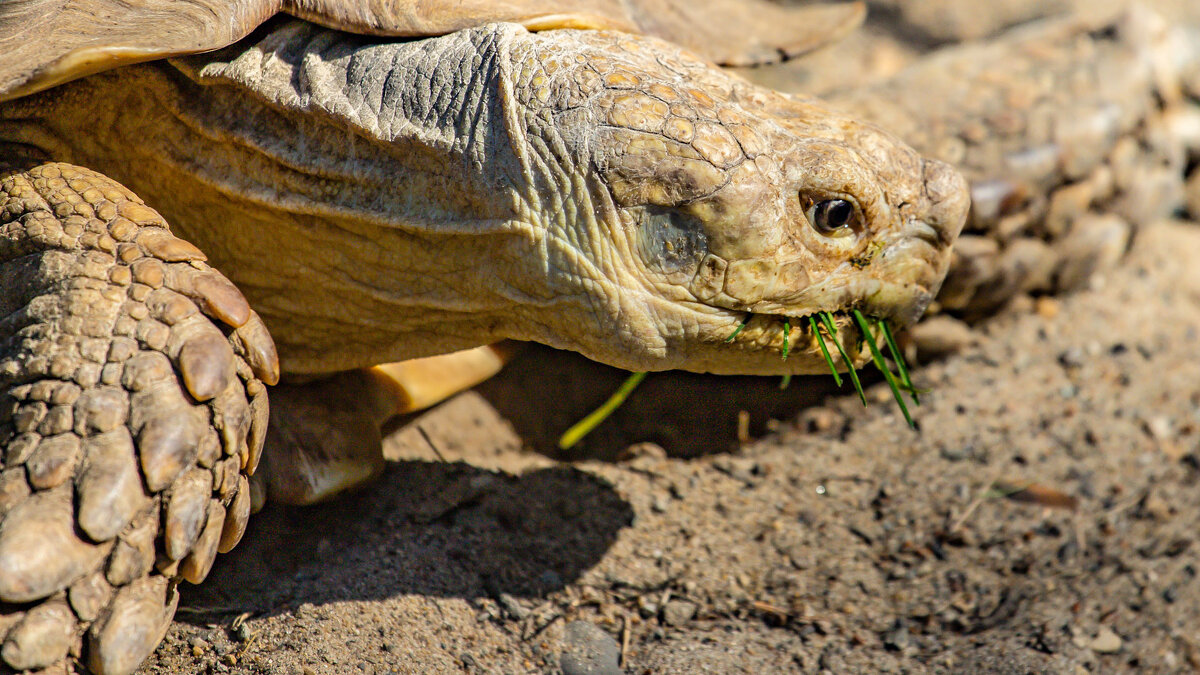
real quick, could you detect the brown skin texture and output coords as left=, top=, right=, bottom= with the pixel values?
left=0, top=162, right=277, bottom=675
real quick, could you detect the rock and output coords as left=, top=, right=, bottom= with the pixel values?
left=1054, top=214, right=1130, bottom=291
left=662, top=600, right=697, bottom=626
left=188, top=636, right=209, bottom=657
left=883, top=619, right=910, bottom=651
left=560, top=621, right=621, bottom=675
left=497, top=593, right=528, bottom=621
left=1034, top=297, right=1060, bottom=319
left=937, top=235, right=1000, bottom=310
left=1090, top=627, right=1122, bottom=653
left=912, top=316, right=977, bottom=361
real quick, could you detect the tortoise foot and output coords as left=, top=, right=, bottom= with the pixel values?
left=0, top=162, right=276, bottom=675
left=259, top=344, right=517, bottom=506
left=259, top=370, right=390, bottom=506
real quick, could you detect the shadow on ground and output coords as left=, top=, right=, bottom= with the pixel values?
left=183, top=345, right=876, bottom=624
left=473, top=344, right=864, bottom=461
left=178, top=460, right=633, bottom=622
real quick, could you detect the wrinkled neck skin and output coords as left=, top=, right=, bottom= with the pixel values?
left=0, top=21, right=966, bottom=376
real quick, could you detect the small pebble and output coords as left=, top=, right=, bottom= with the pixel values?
left=940, top=445, right=968, bottom=462
left=498, top=593, right=528, bottom=620
left=637, top=596, right=659, bottom=619
left=883, top=619, right=910, bottom=651
left=662, top=600, right=697, bottom=626
left=1145, top=416, right=1173, bottom=442
left=559, top=621, right=621, bottom=675
left=1090, top=627, right=1123, bottom=653
left=911, top=315, right=976, bottom=360
left=1057, top=348, right=1086, bottom=369
left=1035, top=297, right=1060, bottom=319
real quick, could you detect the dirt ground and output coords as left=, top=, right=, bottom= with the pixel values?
left=138, top=212, right=1200, bottom=675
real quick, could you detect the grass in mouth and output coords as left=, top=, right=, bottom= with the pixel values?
left=558, top=310, right=921, bottom=448
left=725, top=315, right=750, bottom=343
left=850, top=309, right=916, bottom=428
left=816, top=311, right=867, bottom=406
left=790, top=310, right=922, bottom=427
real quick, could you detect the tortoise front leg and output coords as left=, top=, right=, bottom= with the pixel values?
left=0, top=162, right=277, bottom=675
left=260, top=343, right=514, bottom=505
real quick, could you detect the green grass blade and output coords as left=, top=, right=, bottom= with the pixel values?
left=779, top=374, right=792, bottom=390
left=725, top=315, right=750, bottom=343
left=781, top=318, right=791, bottom=360
left=558, top=371, right=648, bottom=449
left=878, top=319, right=919, bottom=404
left=852, top=310, right=914, bottom=428
left=820, top=311, right=867, bottom=406
left=809, top=315, right=841, bottom=386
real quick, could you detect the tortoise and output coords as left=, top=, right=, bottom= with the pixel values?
left=0, top=0, right=1196, bottom=672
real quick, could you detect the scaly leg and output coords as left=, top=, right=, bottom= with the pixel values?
left=259, top=343, right=514, bottom=505
left=0, top=162, right=277, bottom=675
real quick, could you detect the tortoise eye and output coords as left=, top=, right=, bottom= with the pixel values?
left=804, top=197, right=859, bottom=237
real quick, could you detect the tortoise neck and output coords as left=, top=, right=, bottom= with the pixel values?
left=0, top=22, right=595, bottom=375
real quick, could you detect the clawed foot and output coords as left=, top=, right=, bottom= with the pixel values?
left=0, top=163, right=277, bottom=674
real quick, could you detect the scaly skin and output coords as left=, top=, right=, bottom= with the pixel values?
left=5, top=6, right=1199, bottom=673
left=0, top=162, right=278, bottom=674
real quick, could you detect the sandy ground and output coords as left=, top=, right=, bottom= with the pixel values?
left=138, top=216, right=1200, bottom=674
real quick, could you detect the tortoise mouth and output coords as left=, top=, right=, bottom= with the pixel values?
left=721, top=307, right=920, bottom=425
left=720, top=309, right=866, bottom=365
left=692, top=229, right=947, bottom=333
left=712, top=267, right=937, bottom=352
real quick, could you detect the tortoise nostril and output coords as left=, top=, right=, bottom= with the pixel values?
left=911, top=221, right=941, bottom=245
left=922, top=159, right=964, bottom=205
left=921, top=158, right=970, bottom=241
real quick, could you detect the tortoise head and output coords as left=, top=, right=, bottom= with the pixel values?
left=512, top=30, right=968, bottom=375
